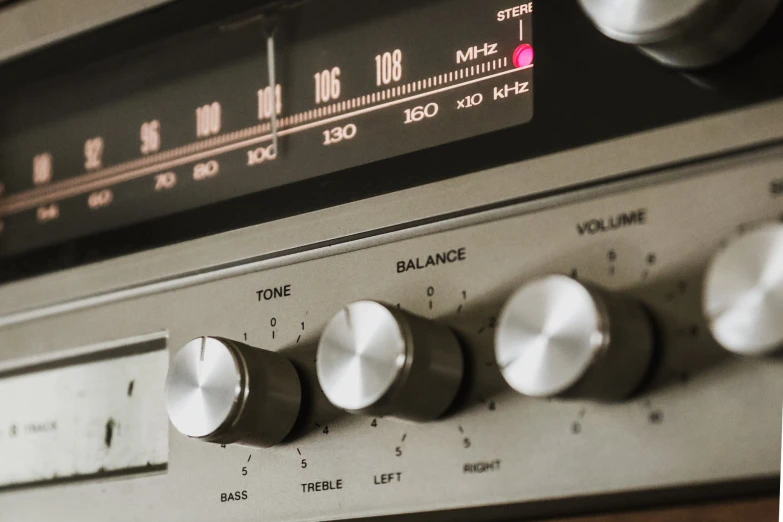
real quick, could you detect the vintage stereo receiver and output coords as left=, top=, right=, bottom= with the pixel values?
left=1, top=0, right=783, bottom=520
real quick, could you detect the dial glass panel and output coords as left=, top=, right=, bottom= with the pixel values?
left=0, top=0, right=534, bottom=257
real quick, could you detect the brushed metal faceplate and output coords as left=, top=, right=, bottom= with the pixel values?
left=0, top=333, right=169, bottom=490
left=0, top=144, right=781, bottom=521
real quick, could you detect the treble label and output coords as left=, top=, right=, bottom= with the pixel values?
left=301, top=479, right=343, bottom=493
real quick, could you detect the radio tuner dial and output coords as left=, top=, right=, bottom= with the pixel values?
left=703, top=224, right=783, bottom=356
left=316, top=301, right=464, bottom=421
left=495, top=275, right=654, bottom=401
left=164, top=337, right=301, bottom=448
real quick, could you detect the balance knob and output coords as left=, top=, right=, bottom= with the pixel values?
left=316, top=301, right=464, bottom=421
left=495, top=275, right=654, bottom=401
left=578, top=0, right=781, bottom=68
left=164, top=337, right=301, bottom=448
left=703, top=224, right=783, bottom=356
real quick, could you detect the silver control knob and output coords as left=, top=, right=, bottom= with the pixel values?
left=165, top=337, right=301, bottom=448
left=578, top=0, right=781, bottom=68
left=703, top=224, right=783, bottom=356
left=495, top=275, right=654, bottom=401
left=316, top=301, right=464, bottom=421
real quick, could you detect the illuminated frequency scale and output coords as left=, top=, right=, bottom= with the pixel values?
left=0, top=0, right=534, bottom=256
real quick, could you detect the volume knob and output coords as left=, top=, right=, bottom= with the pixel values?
left=316, top=301, right=464, bottom=421
left=164, top=337, right=301, bottom=448
left=495, top=275, right=654, bottom=401
left=703, top=224, right=783, bottom=356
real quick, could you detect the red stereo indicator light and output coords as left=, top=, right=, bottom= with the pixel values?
left=512, top=44, right=534, bottom=68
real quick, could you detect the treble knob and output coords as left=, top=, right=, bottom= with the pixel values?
left=316, top=301, right=464, bottom=421
left=495, top=275, right=654, bottom=401
left=164, top=337, right=301, bottom=448
left=703, top=223, right=783, bottom=356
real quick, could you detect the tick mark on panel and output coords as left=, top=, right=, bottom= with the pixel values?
left=104, top=418, right=116, bottom=448
left=127, top=380, right=135, bottom=397
left=297, top=448, right=301, bottom=455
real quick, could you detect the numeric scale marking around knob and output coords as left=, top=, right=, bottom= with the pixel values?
left=165, top=279, right=659, bottom=451
left=162, top=219, right=783, bottom=451
left=164, top=260, right=692, bottom=451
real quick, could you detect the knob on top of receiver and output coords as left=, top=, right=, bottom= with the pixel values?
left=494, top=275, right=654, bottom=401
left=165, top=337, right=301, bottom=448
left=578, top=0, right=781, bottom=68
left=703, top=223, right=783, bottom=356
left=316, top=301, right=464, bottom=421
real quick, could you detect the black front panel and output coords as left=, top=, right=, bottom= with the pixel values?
left=2, top=0, right=783, bottom=281
left=0, top=0, right=535, bottom=257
